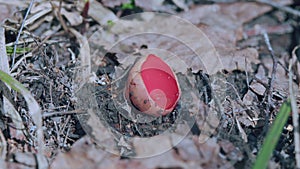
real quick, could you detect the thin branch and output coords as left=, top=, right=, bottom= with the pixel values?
left=50, top=0, right=69, bottom=33
left=262, top=31, right=278, bottom=133
left=12, top=0, right=35, bottom=68
left=0, top=129, right=7, bottom=160
left=256, top=0, right=300, bottom=17
left=290, top=46, right=300, bottom=169
left=42, top=109, right=86, bottom=118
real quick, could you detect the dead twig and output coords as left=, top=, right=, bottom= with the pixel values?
left=50, top=0, right=69, bottom=33
left=290, top=46, right=300, bottom=169
left=0, top=129, right=7, bottom=160
left=12, top=0, right=35, bottom=68
left=256, top=0, right=300, bottom=17
left=0, top=25, right=9, bottom=73
left=262, top=31, right=278, bottom=133
left=42, top=109, right=86, bottom=118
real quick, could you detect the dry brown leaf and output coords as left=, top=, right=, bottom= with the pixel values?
left=50, top=136, right=194, bottom=169
left=60, top=8, right=83, bottom=26
left=175, top=137, right=201, bottom=161
left=3, top=97, right=27, bottom=140
left=75, top=85, right=119, bottom=155
left=172, top=0, right=188, bottom=11
left=180, top=2, right=272, bottom=37
left=180, top=1, right=292, bottom=43
left=0, top=158, right=34, bottom=169
left=0, top=0, right=28, bottom=8
left=25, top=8, right=52, bottom=27
left=0, top=4, right=17, bottom=23
left=30, top=1, right=52, bottom=13
left=50, top=135, right=234, bottom=169
left=179, top=1, right=291, bottom=72
left=250, top=81, right=266, bottom=96
left=243, top=90, right=258, bottom=106
left=233, top=98, right=257, bottom=127
left=132, top=135, right=173, bottom=158
left=191, top=16, right=260, bottom=72
left=195, top=101, right=220, bottom=143
left=194, top=137, right=233, bottom=169
left=14, top=152, right=38, bottom=167
left=135, top=0, right=166, bottom=11
left=50, top=136, right=119, bottom=169
left=70, top=28, right=91, bottom=81
left=254, top=64, right=268, bottom=83
left=106, top=13, right=222, bottom=74
left=87, top=0, right=118, bottom=25
left=0, top=26, right=9, bottom=73
left=291, top=46, right=300, bottom=83
left=3, top=152, right=48, bottom=169
left=218, top=139, right=243, bottom=162
left=220, top=47, right=260, bottom=72
left=235, top=117, right=248, bottom=142
left=133, top=143, right=201, bottom=169
left=256, top=56, right=290, bottom=98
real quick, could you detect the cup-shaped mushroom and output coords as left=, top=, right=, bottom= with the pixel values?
left=126, top=54, right=181, bottom=117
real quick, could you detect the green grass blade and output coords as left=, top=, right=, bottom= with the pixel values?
left=6, top=46, right=30, bottom=54
left=252, top=100, right=291, bottom=169
left=0, top=70, right=43, bottom=153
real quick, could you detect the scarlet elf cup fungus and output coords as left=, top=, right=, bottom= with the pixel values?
left=126, top=54, right=181, bottom=117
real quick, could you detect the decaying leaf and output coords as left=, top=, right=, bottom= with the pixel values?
left=106, top=13, right=222, bottom=75
left=135, top=0, right=167, bottom=12
left=86, top=0, right=118, bottom=25
left=172, top=0, right=188, bottom=11
left=50, top=135, right=234, bottom=169
left=60, top=8, right=83, bottom=26
left=179, top=1, right=291, bottom=72
left=218, top=139, right=243, bottom=162
left=50, top=136, right=118, bottom=169
left=291, top=46, right=300, bottom=84
left=0, top=26, right=9, bottom=73
left=235, top=117, right=248, bottom=142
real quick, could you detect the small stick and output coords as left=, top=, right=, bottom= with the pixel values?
left=0, top=129, right=7, bottom=160
left=256, top=0, right=300, bottom=17
left=262, top=31, right=278, bottom=132
left=245, top=58, right=250, bottom=89
left=289, top=46, right=300, bottom=169
left=42, top=109, right=86, bottom=118
left=12, top=0, right=35, bottom=68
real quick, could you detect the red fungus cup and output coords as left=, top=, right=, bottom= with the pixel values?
left=126, top=54, right=181, bottom=117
